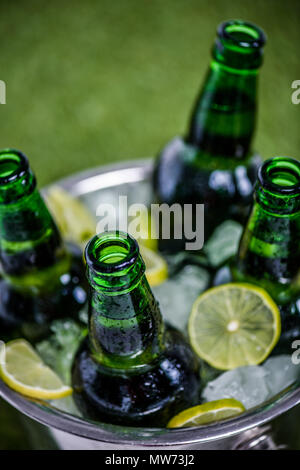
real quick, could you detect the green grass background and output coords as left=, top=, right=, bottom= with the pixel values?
left=0, top=0, right=299, bottom=449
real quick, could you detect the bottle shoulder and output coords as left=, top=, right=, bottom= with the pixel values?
left=72, top=326, right=200, bottom=426
left=75, top=324, right=199, bottom=378
left=156, top=136, right=261, bottom=173
left=154, top=135, right=260, bottom=205
left=0, top=245, right=88, bottom=342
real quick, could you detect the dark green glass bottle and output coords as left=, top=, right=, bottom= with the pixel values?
left=231, top=157, right=300, bottom=347
left=153, top=20, right=266, bottom=251
left=72, top=231, right=200, bottom=426
left=0, top=149, right=88, bottom=342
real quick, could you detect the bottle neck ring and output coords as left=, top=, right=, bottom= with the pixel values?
left=213, top=20, right=266, bottom=70
left=256, top=157, right=300, bottom=215
left=0, top=149, right=36, bottom=203
left=85, top=231, right=145, bottom=295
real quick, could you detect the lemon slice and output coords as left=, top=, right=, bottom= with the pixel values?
left=140, top=245, right=168, bottom=287
left=167, top=398, right=245, bottom=428
left=45, top=186, right=96, bottom=247
left=0, top=339, right=72, bottom=399
left=188, top=283, right=281, bottom=370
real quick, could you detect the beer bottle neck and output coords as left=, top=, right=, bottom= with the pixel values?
left=187, top=20, right=266, bottom=160
left=86, top=232, right=165, bottom=372
left=234, top=157, right=300, bottom=304
left=0, top=149, right=64, bottom=278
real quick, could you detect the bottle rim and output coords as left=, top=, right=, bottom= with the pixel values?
left=218, top=20, right=266, bottom=50
left=258, top=157, right=300, bottom=196
left=0, top=149, right=29, bottom=185
left=85, top=231, right=140, bottom=275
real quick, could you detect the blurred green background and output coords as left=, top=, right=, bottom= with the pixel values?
left=0, top=0, right=299, bottom=449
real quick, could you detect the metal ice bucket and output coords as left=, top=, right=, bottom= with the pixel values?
left=1, top=160, right=299, bottom=450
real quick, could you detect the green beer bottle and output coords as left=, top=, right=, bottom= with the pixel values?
left=0, top=149, right=88, bottom=342
left=153, top=20, right=266, bottom=251
left=72, top=231, right=200, bottom=426
left=231, top=157, right=300, bottom=347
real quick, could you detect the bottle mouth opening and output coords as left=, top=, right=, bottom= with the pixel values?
left=86, top=231, right=140, bottom=274
left=259, top=157, right=300, bottom=196
left=219, top=20, right=266, bottom=49
left=0, top=149, right=29, bottom=185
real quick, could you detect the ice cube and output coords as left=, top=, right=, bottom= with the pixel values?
left=163, top=252, right=210, bottom=277
left=37, top=320, right=86, bottom=385
left=202, top=365, right=270, bottom=409
left=204, top=220, right=243, bottom=267
left=202, top=355, right=300, bottom=411
left=153, top=265, right=210, bottom=332
left=263, top=355, right=300, bottom=395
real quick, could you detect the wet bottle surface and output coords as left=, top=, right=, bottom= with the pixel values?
left=72, top=231, right=200, bottom=427
left=216, top=157, right=300, bottom=352
left=0, top=149, right=88, bottom=343
left=153, top=20, right=266, bottom=251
